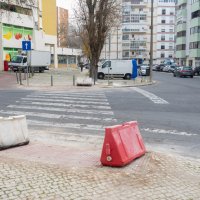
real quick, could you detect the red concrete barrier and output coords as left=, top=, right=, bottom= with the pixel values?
left=100, top=121, right=146, bottom=167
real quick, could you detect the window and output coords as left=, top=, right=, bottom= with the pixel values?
left=190, top=26, right=200, bottom=34
left=169, top=54, right=173, bottom=58
left=122, top=34, right=129, bottom=40
left=161, top=53, right=165, bottom=58
left=102, top=61, right=111, bottom=68
left=58, top=55, right=67, bottom=64
left=169, top=29, right=173, bottom=32
left=177, top=31, right=186, bottom=37
left=170, top=12, right=174, bottom=15
left=189, top=41, right=200, bottom=49
left=161, top=29, right=165, bottom=32
left=169, top=46, right=173, bottom=50
left=161, top=45, right=165, bottom=49
left=169, top=20, right=174, bottom=24
left=169, top=35, right=174, bottom=41
left=161, top=20, right=166, bottom=24
left=123, top=51, right=129, bottom=57
left=176, top=44, right=186, bottom=50
left=162, top=9, right=166, bottom=15
left=161, top=35, right=165, bottom=41
left=191, top=10, right=200, bottom=19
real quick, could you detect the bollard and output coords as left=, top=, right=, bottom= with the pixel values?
left=51, top=75, right=53, bottom=86
left=16, top=72, right=19, bottom=84
left=19, top=70, right=22, bottom=85
left=73, top=75, right=75, bottom=86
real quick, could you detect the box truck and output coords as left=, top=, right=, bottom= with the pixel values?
left=9, top=50, right=51, bottom=73
left=98, top=60, right=136, bottom=80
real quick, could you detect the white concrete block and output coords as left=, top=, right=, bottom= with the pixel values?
left=76, top=77, right=93, bottom=86
left=0, top=115, right=29, bottom=150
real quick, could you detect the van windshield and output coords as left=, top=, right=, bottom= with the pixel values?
left=11, top=56, right=23, bottom=63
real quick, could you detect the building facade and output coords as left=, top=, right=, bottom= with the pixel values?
left=57, top=7, right=68, bottom=48
left=0, top=0, right=81, bottom=71
left=152, top=0, right=176, bottom=64
left=175, top=0, right=200, bottom=67
left=101, top=0, right=176, bottom=65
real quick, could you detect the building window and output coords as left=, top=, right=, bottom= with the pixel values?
left=190, top=26, right=200, bottom=34
left=170, top=12, right=174, bottom=15
left=189, top=41, right=200, bottom=49
left=169, top=54, right=173, bottom=58
left=161, top=45, right=165, bottom=49
left=162, top=9, right=166, bottom=15
left=161, top=53, right=165, bottom=58
left=191, top=10, right=200, bottom=19
left=176, top=44, right=186, bottom=50
left=161, top=20, right=166, bottom=24
left=161, top=29, right=165, bottom=32
left=122, top=34, right=129, bottom=40
left=177, top=31, right=186, bottom=37
left=169, top=35, right=174, bottom=41
left=161, top=35, right=165, bottom=41
left=169, top=29, right=173, bottom=32
left=169, top=45, right=173, bottom=50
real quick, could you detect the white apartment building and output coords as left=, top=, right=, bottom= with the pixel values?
left=101, top=0, right=176, bottom=65
left=152, top=0, right=176, bottom=64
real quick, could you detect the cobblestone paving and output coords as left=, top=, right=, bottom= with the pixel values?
left=0, top=148, right=200, bottom=200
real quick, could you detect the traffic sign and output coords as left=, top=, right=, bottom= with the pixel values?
left=22, top=41, right=31, bottom=51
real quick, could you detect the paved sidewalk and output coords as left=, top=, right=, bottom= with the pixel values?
left=0, top=71, right=18, bottom=90
left=10, top=67, right=153, bottom=90
left=0, top=133, right=200, bottom=200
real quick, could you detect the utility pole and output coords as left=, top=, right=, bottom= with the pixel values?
left=150, top=0, right=154, bottom=82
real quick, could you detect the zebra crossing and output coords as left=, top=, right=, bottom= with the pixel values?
left=0, top=91, right=117, bottom=135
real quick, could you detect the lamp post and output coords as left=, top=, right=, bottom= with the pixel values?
left=150, top=0, right=154, bottom=82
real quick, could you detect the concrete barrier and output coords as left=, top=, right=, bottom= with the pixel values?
left=0, top=115, right=29, bottom=150
left=76, top=77, right=92, bottom=86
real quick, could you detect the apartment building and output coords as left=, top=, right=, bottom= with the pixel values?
left=0, top=0, right=80, bottom=71
left=57, top=7, right=68, bottom=48
left=151, top=0, right=176, bottom=64
left=121, top=0, right=149, bottom=64
left=175, top=0, right=200, bottom=67
left=101, top=0, right=176, bottom=64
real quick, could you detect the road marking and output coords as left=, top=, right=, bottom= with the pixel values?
left=141, top=128, right=197, bottom=136
left=7, top=105, right=114, bottom=115
left=0, top=110, right=117, bottom=122
left=32, top=93, right=107, bottom=99
left=26, top=95, right=108, bottom=102
left=18, top=101, right=111, bottom=110
left=21, top=97, right=110, bottom=105
left=27, top=119, right=104, bottom=131
left=133, top=88, right=169, bottom=104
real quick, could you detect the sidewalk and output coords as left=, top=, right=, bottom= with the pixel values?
left=0, top=131, right=200, bottom=200
left=10, top=67, right=154, bottom=90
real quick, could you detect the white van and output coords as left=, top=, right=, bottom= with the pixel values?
left=98, top=60, right=133, bottom=79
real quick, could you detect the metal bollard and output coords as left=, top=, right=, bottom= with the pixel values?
left=19, top=70, right=22, bottom=85
left=16, top=72, right=19, bottom=84
left=73, top=75, right=75, bottom=86
left=51, top=75, right=53, bottom=86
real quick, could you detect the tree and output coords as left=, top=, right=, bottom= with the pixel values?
left=74, top=0, right=121, bottom=81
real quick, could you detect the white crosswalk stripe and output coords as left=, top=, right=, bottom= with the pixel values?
left=0, top=91, right=117, bottom=134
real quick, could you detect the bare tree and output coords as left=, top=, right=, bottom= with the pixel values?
left=74, top=0, right=121, bottom=80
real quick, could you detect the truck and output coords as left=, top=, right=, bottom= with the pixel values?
left=8, top=50, right=51, bottom=73
left=98, top=59, right=137, bottom=80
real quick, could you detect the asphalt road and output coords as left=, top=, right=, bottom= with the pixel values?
left=106, top=72, right=200, bottom=158
left=0, top=72, right=200, bottom=158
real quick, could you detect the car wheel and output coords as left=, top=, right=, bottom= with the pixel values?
left=124, top=73, right=131, bottom=80
left=190, top=75, right=193, bottom=78
left=98, top=73, right=104, bottom=79
left=173, top=73, right=176, bottom=77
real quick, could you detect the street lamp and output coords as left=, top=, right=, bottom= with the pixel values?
left=149, top=0, right=154, bottom=82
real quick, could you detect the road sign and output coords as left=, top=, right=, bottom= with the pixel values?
left=22, top=41, right=31, bottom=51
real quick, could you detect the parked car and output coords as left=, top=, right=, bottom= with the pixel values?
left=173, top=66, right=194, bottom=78
left=168, top=64, right=178, bottom=73
left=138, top=65, right=150, bottom=76
left=162, top=65, right=170, bottom=72
left=152, top=64, right=159, bottom=71
left=193, top=66, right=200, bottom=76
left=156, top=64, right=166, bottom=71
